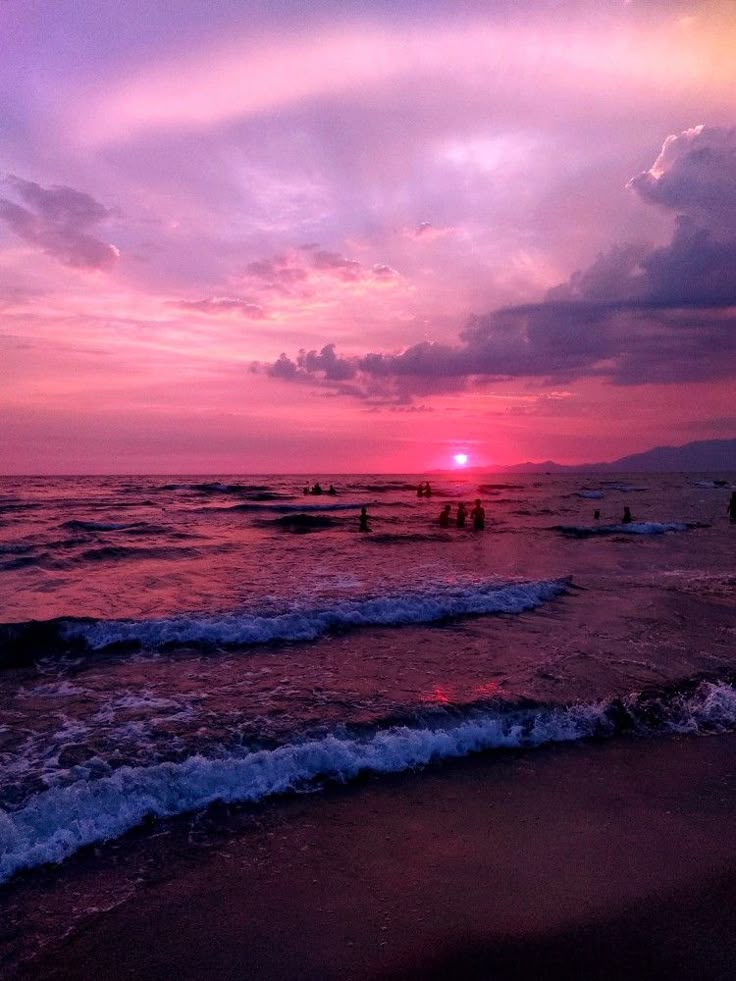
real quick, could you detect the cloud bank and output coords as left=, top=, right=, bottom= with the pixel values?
left=266, top=126, right=736, bottom=400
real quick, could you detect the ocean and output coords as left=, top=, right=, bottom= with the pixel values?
left=1, top=471, right=735, bottom=973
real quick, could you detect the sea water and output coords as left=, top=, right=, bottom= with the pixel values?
left=1, top=472, right=735, bottom=884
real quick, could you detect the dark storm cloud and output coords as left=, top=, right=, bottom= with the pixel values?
left=265, top=126, right=736, bottom=398
left=0, top=175, right=119, bottom=269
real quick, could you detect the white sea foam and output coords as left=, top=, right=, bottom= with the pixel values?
left=17, top=680, right=87, bottom=699
left=558, top=522, right=689, bottom=537
left=613, top=522, right=689, bottom=534
left=60, top=578, right=569, bottom=650
left=3, top=680, right=736, bottom=885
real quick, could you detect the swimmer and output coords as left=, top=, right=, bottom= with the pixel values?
left=470, top=499, right=485, bottom=531
left=358, top=506, right=371, bottom=532
left=439, top=504, right=451, bottom=528
left=456, top=502, right=467, bottom=528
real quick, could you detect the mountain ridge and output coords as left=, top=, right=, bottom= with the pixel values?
left=500, top=438, right=736, bottom=473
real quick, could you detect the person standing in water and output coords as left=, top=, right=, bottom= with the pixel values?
left=622, top=506, right=633, bottom=524
left=439, top=504, right=452, bottom=528
left=456, top=502, right=467, bottom=528
left=470, top=499, right=485, bottom=530
left=728, top=491, right=736, bottom=523
left=358, top=507, right=371, bottom=532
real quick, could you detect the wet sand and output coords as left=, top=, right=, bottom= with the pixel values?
left=7, top=732, right=736, bottom=980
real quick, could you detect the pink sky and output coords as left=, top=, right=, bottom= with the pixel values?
left=1, top=0, right=735, bottom=473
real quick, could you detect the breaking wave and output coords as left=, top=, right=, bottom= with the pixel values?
left=2, top=675, right=736, bottom=886
left=555, top=522, right=690, bottom=538
left=61, top=520, right=147, bottom=532
left=0, top=578, right=569, bottom=666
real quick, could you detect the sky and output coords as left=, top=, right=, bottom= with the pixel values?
left=1, top=0, right=735, bottom=474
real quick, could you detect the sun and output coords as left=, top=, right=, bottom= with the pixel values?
left=453, top=453, right=469, bottom=466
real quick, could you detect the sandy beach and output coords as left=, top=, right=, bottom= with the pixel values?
left=4, top=731, right=735, bottom=980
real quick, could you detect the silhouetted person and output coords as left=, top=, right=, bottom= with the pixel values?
left=439, top=504, right=451, bottom=528
left=593, top=509, right=600, bottom=520
left=417, top=482, right=425, bottom=497
left=303, top=485, right=310, bottom=495
left=358, top=506, right=371, bottom=532
left=456, top=502, right=467, bottom=528
left=328, top=484, right=337, bottom=495
left=622, top=506, right=633, bottom=524
left=311, top=482, right=323, bottom=495
left=471, top=499, right=485, bottom=531
left=728, top=492, right=736, bottom=523
left=424, top=482, right=432, bottom=498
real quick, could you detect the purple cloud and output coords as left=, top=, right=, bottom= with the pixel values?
left=269, top=344, right=356, bottom=382
left=265, top=126, right=736, bottom=397
left=627, top=125, right=736, bottom=228
left=0, top=175, right=119, bottom=269
left=245, top=257, right=308, bottom=286
left=312, top=249, right=363, bottom=280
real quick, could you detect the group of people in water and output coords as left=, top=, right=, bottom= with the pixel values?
left=303, top=482, right=337, bottom=496
left=594, top=492, right=736, bottom=526
left=438, top=500, right=486, bottom=530
left=305, top=482, right=736, bottom=534
left=357, top=498, right=486, bottom=533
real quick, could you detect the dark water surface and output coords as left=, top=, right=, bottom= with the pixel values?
left=1, top=472, right=735, bottom=888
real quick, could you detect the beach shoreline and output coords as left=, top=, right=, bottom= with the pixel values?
left=6, top=731, right=736, bottom=980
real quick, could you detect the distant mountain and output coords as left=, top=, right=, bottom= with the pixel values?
left=503, top=438, right=736, bottom=473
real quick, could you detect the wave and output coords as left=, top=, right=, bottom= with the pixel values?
left=367, top=532, right=455, bottom=544
left=0, top=577, right=569, bottom=665
left=2, top=544, right=205, bottom=574
left=477, top=483, right=524, bottom=492
left=0, top=502, right=43, bottom=513
left=555, top=522, right=690, bottom=538
left=2, top=675, right=736, bottom=885
left=61, top=520, right=148, bottom=532
left=161, top=482, right=272, bottom=494
left=346, top=482, right=417, bottom=493
left=0, top=554, right=46, bottom=572
left=601, top=483, right=647, bottom=492
left=0, top=543, right=37, bottom=555
left=228, top=501, right=364, bottom=513
left=266, top=514, right=339, bottom=532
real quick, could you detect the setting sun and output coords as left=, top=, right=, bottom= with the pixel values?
left=453, top=453, right=468, bottom=466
